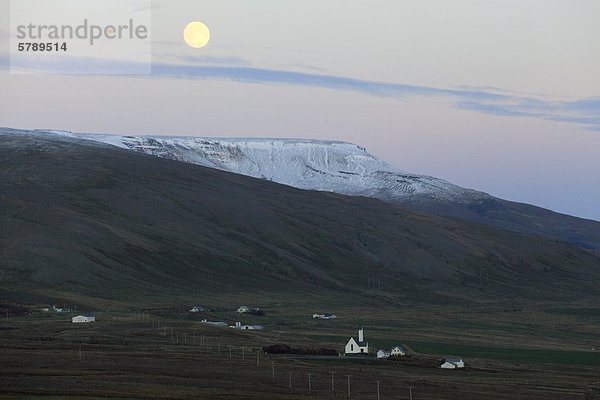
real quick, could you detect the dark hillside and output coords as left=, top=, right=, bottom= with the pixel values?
left=1, top=132, right=599, bottom=307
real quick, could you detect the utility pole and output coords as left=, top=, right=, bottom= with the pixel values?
left=331, top=372, right=335, bottom=392
left=271, top=361, right=275, bottom=379
left=346, top=375, right=351, bottom=398
left=409, top=386, right=413, bottom=400
left=307, top=373, right=312, bottom=392
left=376, top=380, right=381, bottom=400
left=229, top=345, right=232, bottom=359
left=288, top=372, right=292, bottom=389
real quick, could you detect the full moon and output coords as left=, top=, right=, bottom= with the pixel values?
left=183, top=21, right=210, bottom=48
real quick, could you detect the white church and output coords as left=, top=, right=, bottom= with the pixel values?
left=345, top=326, right=369, bottom=355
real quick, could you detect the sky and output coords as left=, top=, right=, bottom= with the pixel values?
left=1, top=0, right=599, bottom=221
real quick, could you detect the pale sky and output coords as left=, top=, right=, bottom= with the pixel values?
left=1, top=0, right=599, bottom=220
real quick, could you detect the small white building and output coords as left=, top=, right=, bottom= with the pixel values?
left=313, top=313, right=337, bottom=319
left=237, top=306, right=250, bottom=314
left=200, top=319, right=228, bottom=327
left=345, top=327, right=369, bottom=355
left=377, top=349, right=391, bottom=359
left=72, top=315, right=95, bottom=323
left=391, top=346, right=406, bottom=356
left=441, top=357, right=465, bottom=369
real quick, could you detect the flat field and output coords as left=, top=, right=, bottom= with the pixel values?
left=1, top=302, right=599, bottom=400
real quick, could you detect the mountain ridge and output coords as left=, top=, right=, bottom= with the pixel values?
left=2, top=130, right=600, bottom=307
left=3, top=127, right=600, bottom=253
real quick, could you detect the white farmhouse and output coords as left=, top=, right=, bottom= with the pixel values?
left=441, top=357, right=465, bottom=369
left=391, top=346, right=406, bottom=356
left=377, top=349, right=390, bottom=359
left=72, top=315, right=95, bottom=323
left=345, top=326, right=369, bottom=355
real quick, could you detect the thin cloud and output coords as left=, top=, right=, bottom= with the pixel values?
left=148, top=63, right=600, bottom=129
left=457, top=97, right=600, bottom=127
left=1, top=52, right=599, bottom=130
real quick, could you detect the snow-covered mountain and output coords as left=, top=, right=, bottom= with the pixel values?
left=49, top=130, right=490, bottom=205
left=4, top=127, right=600, bottom=252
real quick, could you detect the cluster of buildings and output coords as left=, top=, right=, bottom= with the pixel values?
left=344, top=326, right=464, bottom=369
left=193, top=305, right=265, bottom=330
left=42, top=306, right=70, bottom=313
left=376, top=346, right=406, bottom=359
left=236, top=306, right=264, bottom=315
left=189, top=306, right=464, bottom=369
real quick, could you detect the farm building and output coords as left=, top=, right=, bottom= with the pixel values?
left=237, top=306, right=250, bottom=313
left=231, top=321, right=263, bottom=330
left=200, top=319, right=228, bottom=327
left=377, top=349, right=391, bottom=359
left=72, top=315, right=95, bottom=323
left=312, top=313, right=337, bottom=319
left=441, top=357, right=465, bottom=369
left=391, top=346, right=406, bottom=356
left=345, top=327, right=369, bottom=355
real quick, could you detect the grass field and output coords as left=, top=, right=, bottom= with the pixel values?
left=1, top=302, right=600, bottom=400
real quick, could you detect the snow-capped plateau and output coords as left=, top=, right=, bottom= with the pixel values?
left=46, top=130, right=490, bottom=205
left=4, top=127, right=600, bottom=252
